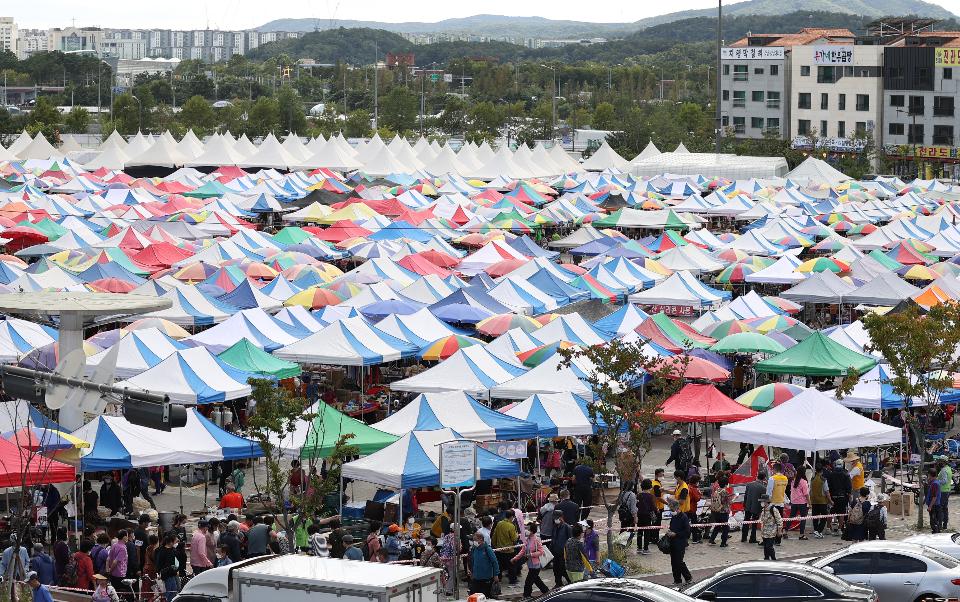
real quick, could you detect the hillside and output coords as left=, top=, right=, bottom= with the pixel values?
left=258, top=0, right=959, bottom=38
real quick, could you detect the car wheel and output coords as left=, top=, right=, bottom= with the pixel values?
left=914, top=595, right=938, bottom=602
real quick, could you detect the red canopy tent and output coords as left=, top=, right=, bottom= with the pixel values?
left=0, top=436, right=75, bottom=488
left=658, top=383, right=759, bottom=422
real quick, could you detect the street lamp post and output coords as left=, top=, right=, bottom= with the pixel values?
left=715, top=0, right=723, bottom=154
left=130, top=94, right=142, bottom=133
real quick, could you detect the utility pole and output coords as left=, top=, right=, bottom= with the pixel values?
left=373, top=40, right=379, bottom=130
left=419, top=68, right=425, bottom=136
left=343, top=66, right=347, bottom=127
left=715, top=0, right=723, bottom=154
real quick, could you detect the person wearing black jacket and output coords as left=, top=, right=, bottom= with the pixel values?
left=825, top=460, right=852, bottom=535
left=741, top=475, right=767, bottom=543
left=165, top=515, right=187, bottom=577
left=666, top=498, right=692, bottom=586
left=219, top=522, right=243, bottom=562
left=99, top=475, right=122, bottom=516
left=550, top=515, right=571, bottom=589
left=155, top=534, right=179, bottom=602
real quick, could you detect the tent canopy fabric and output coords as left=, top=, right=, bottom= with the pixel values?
left=719, top=387, right=901, bottom=450
left=371, top=391, right=538, bottom=441
left=73, top=410, right=262, bottom=471
left=272, top=401, right=399, bottom=459
left=341, top=427, right=519, bottom=489
left=658, top=383, right=759, bottom=422
left=0, top=436, right=75, bottom=487
left=502, top=392, right=610, bottom=437
left=756, top=331, right=878, bottom=377
left=217, top=338, right=302, bottom=380
left=115, top=347, right=255, bottom=404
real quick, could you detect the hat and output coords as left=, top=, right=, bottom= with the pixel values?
left=577, top=520, right=589, bottom=528
left=388, top=524, right=401, bottom=533
left=672, top=429, right=682, bottom=436
left=25, top=571, right=38, bottom=582
left=93, top=574, right=107, bottom=581
left=876, top=493, right=889, bottom=503
left=834, top=459, right=845, bottom=468
left=547, top=493, right=559, bottom=503
left=844, top=450, right=860, bottom=462
left=227, top=520, right=240, bottom=531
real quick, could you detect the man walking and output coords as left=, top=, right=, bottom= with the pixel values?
left=742, top=473, right=767, bottom=544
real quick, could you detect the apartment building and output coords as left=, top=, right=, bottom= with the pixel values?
left=881, top=31, right=960, bottom=160
left=720, top=28, right=856, bottom=140
left=0, top=17, right=17, bottom=55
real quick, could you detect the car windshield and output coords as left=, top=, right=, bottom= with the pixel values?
left=924, top=548, right=959, bottom=568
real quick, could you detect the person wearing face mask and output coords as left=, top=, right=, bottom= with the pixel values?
left=512, top=522, right=549, bottom=599
left=419, top=536, right=440, bottom=568
left=467, top=532, right=499, bottom=597
left=550, top=514, right=572, bottom=588
left=401, top=515, right=421, bottom=537
left=215, top=544, right=232, bottom=567
left=490, top=514, right=518, bottom=585
left=100, top=474, right=122, bottom=516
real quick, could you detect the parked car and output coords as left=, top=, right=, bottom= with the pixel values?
left=904, top=532, right=960, bottom=560
left=683, top=561, right=876, bottom=602
left=809, top=541, right=960, bottom=602
left=537, top=579, right=700, bottom=602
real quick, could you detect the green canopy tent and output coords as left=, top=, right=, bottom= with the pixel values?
left=755, top=331, right=877, bottom=377
left=217, top=339, right=302, bottom=380
left=710, top=332, right=786, bottom=355
left=182, top=180, right=231, bottom=198
left=300, top=402, right=399, bottom=459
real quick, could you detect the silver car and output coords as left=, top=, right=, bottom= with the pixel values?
left=811, top=541, right=960, bottom=602
left=904, top=532, right=960, bottom=560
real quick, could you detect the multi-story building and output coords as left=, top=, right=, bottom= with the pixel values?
left=881, top=30, right=960, bottom=165
left=720, top=28, right=856, bottom=141
left=17, top=28, right=48, bottom=58
left=47, top=26, right=103, bottom=53
left=0, top=17, right=17, bottom=55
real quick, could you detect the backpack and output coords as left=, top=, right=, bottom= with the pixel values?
left=865, top=505, right=883, bottom=530
left=617, top=492, right=634, bottom=524
left=848, top=500, right=864, bottom=525
left=709, top=487, right=725, bottom=513
left=60, top=555, right=78, bottom=588
left=678, top=438, right=693, bottom=468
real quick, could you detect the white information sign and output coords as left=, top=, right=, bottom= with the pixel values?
left=440, top=440, right=477, bottom=489
left=720, top=47, right=784, bottom=60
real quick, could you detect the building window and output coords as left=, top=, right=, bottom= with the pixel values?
left=909, top=96, right=925, bottom=116
left=934, top=125, right=955, bottom=145
left=855, top=122, right=866, bottom=135
left=890, top=94, right=904, bottom=107
left=723, top=64, right=730, bottom=75
left=751, top=116, right=765, bottom=129
left=838, top=121, right=846, bottom=138
left=912, top=67, right=930, bottom=88
left=770, top=64, right=779, bottom=76
left=733, top=65, right=748, bottom=81
left=766, top=117, right=780, bottom=133
left=752, top=90, right=765, bottom=102
left=908, top=123, right=925, bottom=144
left=722, top=89, right=729, bottom=101
left=889, top=122, right=905, bottom=136
left=733, top=116, right=745, bottom=134
left=754, top=67, right=764, bottom=75
left=766, top=91, right=781, bottom=108
left=798, top=119, right=811, bottom=135
left=800, top=65, right=810, bottom=76
left=733, top=90, right=746, bottom=107
left=798, top=92, right=811, bottom=109
left=821, top=93, right=829, bottom=110
left=945, top=67, right=954, bottom=80
left=817, top=66, right=841, bottom=83
left=838, top=94, right=846, bottom=111
left=934, top=96, right=955, bottom=117
left=820, top=120, right=828, bottom=136
left=855, top=94, right=869, bottom=111
left=721, top=115, right=729, bottom=126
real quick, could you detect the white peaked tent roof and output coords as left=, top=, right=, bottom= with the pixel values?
left=7, top=131, right=32, bottom=155
left=455, top=144, right=484, bottom=172
left=845, top=271, right=922, bottom=306
left=472, top=144, right=530, bottom=179
left=355, top=133, right=388, bottom=164
left=239, top=133, right=299, bottom=170
left=176, top=130, right=204, bottom=159
left=530, top=143, right=563, bottom=175
left=430, top=139, right=443, bottom=153
left=0, top=144, right=17, bottom=163
left=297, top=138, right=362, bottom=171
left=361, top=145, right=411, bottom=177
left=513, top=144, right=545, bottom=177
left=16, top=133, right=62, bottom=160
left=491, top=353, right=594, bottom=400
left=59, top=135, right=83, bottom=153
left=235, top=134, right=258, bottom=156
left=786, top=157, right=850, bottom=186
left=632, top=140, right=661, bottom=163
left=391, top=139, right=426, bottom=171
left=99, top=129, right=128, bottom=152
left=719, top=387, right=901, bottom=450
left=304, top=135, right=327, bottom=155
left=476, top=141, right=497, bottom=164
left=390, top=345, right=525, bottom=396
left=581, top=141, right=629, bottom=171
left=548, top=143, right=582, bottom=173
left=185, top=133, right=247, bottom=167
left=124, top=132, right=151, bottom=157
left=332, top=133, right=358, bottom=157
left=423, top=144, right=467, bottom=176
left=281, top=134, right=312, bottom=161
left=125, top=134, right=188, bottom=168
left=675, top=142, right=690, bottom=154
left=628, top=270, right=726, bottom=307
left=412, top=136, right=435, bottom=160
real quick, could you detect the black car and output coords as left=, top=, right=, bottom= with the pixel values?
left=683, top=561, right=878, bottom=602
left=537, top=578, right=700, bottom=602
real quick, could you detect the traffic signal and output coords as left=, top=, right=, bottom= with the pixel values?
left=122, top=397, right=188, bottom=432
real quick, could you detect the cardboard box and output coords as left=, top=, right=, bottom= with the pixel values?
left=888, top=490, right=912, bottom=516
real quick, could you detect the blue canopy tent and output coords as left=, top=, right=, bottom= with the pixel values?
left=372, top=391, right=537, bottom=441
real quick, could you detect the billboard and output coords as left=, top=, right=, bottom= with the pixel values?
left=812, top=45, right=854, bottom=65
left=720, top=47, right=784, bottom=60
left=936, top=48, right=960, bottom=67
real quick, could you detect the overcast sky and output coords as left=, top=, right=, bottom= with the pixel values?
left=11, top=0, right=959, bottom=30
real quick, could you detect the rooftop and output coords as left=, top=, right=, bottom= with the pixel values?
left=731, top=28, right=855, bottom=48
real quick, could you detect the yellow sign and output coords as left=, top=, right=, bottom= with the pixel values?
left=914, top=145, right=960, bottom=159
left=935, top=47, right=960, bottom=66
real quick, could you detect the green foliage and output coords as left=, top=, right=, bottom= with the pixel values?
left=276, top=85, right=309, bottom=135
left=25, top=96, right=61, bottom=143
left=62, top=106, right=90, bottom=134
left=245, top=96, right=280, bottom=138
left=178, top=95, right=216, bottom=136
left=379, top=87, right=418, bottom=134
left=344, top=109, right=372, bottom=138
left=112, top=93, right=142, bottom=135
left=466, top=101, right=502, bottom=143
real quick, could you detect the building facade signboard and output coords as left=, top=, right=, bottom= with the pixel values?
left=811, top=45, right=854, bottom=65
left=935, top=48, right=960, bottom=67
left=720, top=47, right=784, bottom=60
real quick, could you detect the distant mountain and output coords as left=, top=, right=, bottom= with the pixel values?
left=259, top=1, right=959, bottom=38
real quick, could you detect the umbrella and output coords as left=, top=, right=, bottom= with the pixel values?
left=735, top=382, right=805, bottom=411
left=359, top=299, right=422, bottom=321
left=744, top=315, right=802, bottom=334
left=654, top=355, right=730, bottom=382
left=701, top=319, right=756, bottom=339
left=535, top=313, right=563, bottom=326
left=420, top=334, right=483, bottom=361
left=430, top=303, right=493, bottom=324
left=284, top=286, right=345, bottom=309
left=123, top=318, right=191, bottom=339
left=795, top=257, right=850, bottom=274
left=485, top=258, right=528, bottom=278
left=516, top=341, right=578, bottom=367
left=86, top=278, right=137, bottom=293
left=709, top=332, right=786, bottom=355
left=476, top=313, right=542, bottom=336
left=715, top=262, right=758, bottom=284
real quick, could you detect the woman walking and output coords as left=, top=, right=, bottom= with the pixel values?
left=155, top=534, right=180, bottom=602
left=512, top=522, right=549, bottom=599
left=788, top=468, right=810, bottom=540
left=666, top=498, right=692, bottom=586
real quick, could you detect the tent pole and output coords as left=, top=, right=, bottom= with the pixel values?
left=399, top=488, right=403, bottom=526
left=179, top=466, right=184, bottom=515
left=535, top=437, right=541, bottom=476
left=339, top=474, right=343, bottom=517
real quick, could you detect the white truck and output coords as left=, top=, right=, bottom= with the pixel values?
left=173, top=556, right=442, bottom=602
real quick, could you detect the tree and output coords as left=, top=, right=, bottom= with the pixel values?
left=437, top=95, right=468, bottom=138
left=862, top=302, right=960, bottom=528
left=245, top=379, right=358, bottom=545
left=343, top=109, right=372, bottom=138
left=276, top=85, right=309, bottom=135
left=245, top=96, right=280, bottom=139
left=380, top=87, right=418, bottom=134
left=112, top=93, right=141, bottom=135
left=592, top=102, right=616, bottom=130
left=178, top=95, right=215, bottom=136
left=560, top=341, right=689, bottom=558
left=26, top=96, right=61, bottom=143
left=62, top=106, right=90, bottom=134
left=466, top=101, right=502, bottom=143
